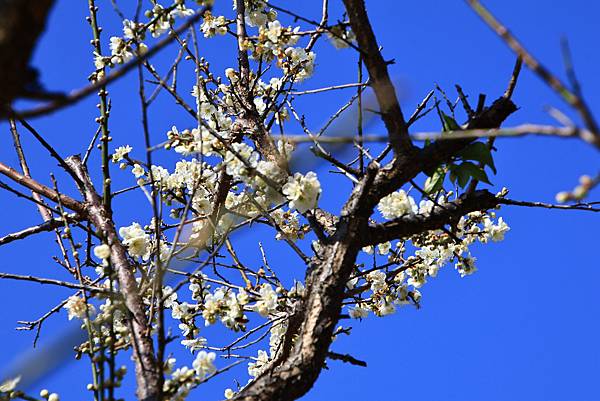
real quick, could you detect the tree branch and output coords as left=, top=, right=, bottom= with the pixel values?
left=362, top=190, right=500, bottom=246
left=0, top=215, right=79, bottom=246
left=342, top=0, right=414, bottom=155
left=465, top=0, right=600, bottom=147
left=65, top=155, right=160, bottom=401
left=0, top=161, right=86, bottom=215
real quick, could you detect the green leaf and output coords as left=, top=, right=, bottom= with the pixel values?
left=449, top=162, right=492, bottom=188
left=460, top=161, right=492, bottom=185
left=457, top=142, right=497, bottom=174
left=440, top=111, right=461, bottom=131
left=449, top=164, right=470, bottom=188
left=424, top=167, right=446, bottom=194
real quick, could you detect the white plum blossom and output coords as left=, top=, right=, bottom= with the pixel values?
left=456, top=256, right=478, bottom=277
left=0, top=376, right=21, bottom=393
left=112, top=145, right=132, bottom=163
left=253, top=283, right=278, bottom=317
left=283, top=47, right=316, bottom=81
left=122, top=19, right=140, bottom=40
left=119, top=222, right=150, bottom=258
left=201, top=12, right=228, bottom=38
left=418, top=199, right=435, bottom=214
left=224, top=142, right=259, bottom=181
left=282, top=171, right=321, bottom=213
left=248, top=350, right=270, bottom=378
left=64, top=296, right=94, bottom=320
left=171, top=302, right=194, bottom=320
left=163, top=286, right=178, bottom=309
left=131, top=164, right=145, bottom=178
left=483, top=216, right=510, bottom=242
left=367, top=270, right=388, bottom=293
left=376, top=298, right=396, bottom=316
left=192, top=351, right=216, bottom=378
left=266, top=20, right=283, bottom=43
left=109, top=37, right=133, bottom=64
left=378, top=190, right=417, bottom=219
left=93, top=244, right=111, bottom=260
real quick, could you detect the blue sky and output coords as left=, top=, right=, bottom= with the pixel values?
left=1, top=1, right=599, bottom=400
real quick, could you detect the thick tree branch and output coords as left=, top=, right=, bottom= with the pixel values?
left=0, top=161, right=86, bottom=215
left=65, top=155, right=160, bottom=401
left=233, top=166, right=379, bottom=401
left=233, top=0, right=283, bottom=168
left=342, top=0, right=414, bottom=156
left=362, top=190, right=500, bottom=246
left=372, top=96, right=517, bottom=205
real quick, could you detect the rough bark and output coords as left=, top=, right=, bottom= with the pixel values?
left=65, top=156, right=160, bottom=401
left=342, top=0, right=414, bottom=155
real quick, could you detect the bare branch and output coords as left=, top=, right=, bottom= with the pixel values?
left=0, top=161, right=86, bottom=214
left=7, top=11, right=204, bottom=120
left=342, top=0, right=414, bottom=155
left=0, top=215, right=79, bottom=246
left=465, top=0, right=600, bottom=147
left=0, top=272, right=112, bottom=294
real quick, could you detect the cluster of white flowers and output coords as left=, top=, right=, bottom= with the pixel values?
left=247, top=349, right=270, bottom=378
left=252, top=283, right=279, bottom=317
left=258, top=20, right=300, bottom=54
left=111, top=145, right=132, bottom=163
left=200, top=11, right=228, bottom=38
left=118, top=222, right=151, bottom=259
left=192, top=351, right=217, bottom=378
left=377, top=189, right=418, bottom=219
left=168, top=126, right=218, bottom=156
left=348, top=209, right=510, bottom=319
left=201, top=287, right=247, bottom=330
left=161, top=350, right=216, bottom=401
left=281, top=47, right=316, bottom=82
left=282, top=172, right=321, bottom=213
left=224, top=142, right=260, bottom=181
left=146, top=3, right=195, bottom=38
left=233, top=0, right=275, bottom=27
left=109, top=37, right=134, bottom=64
left=64, top=295, right=94, bottom=321
left=482, top=216, right=510, bottom=242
